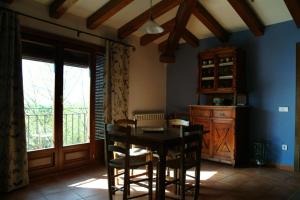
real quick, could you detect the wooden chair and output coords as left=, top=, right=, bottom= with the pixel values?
left=104, top=124, right=153, bottom=200
left=114, top=119, right=146, bottom=153
left=114, top=119, right=137, bottom=129
left=168, top=118, right=189, bottom=128
left=165, top=124, right=203, bottom=200
left=166, top=119, right=190, bottom=180
left=114, top=118, right=152, bottom=178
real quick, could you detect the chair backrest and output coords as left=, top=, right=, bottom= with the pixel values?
left=168, top=119, right=189, bottom=137
left=114, top=118, right=137, bottom=129
left=180, top=125, right=203, bottom=165
left=168, top=118, right=189, bottom=127
left=104, top=124, right=131, bottom=163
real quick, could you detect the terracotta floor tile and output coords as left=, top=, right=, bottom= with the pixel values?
left=3, top=161, right=300, bottom=200
left=72, top=188, right=107, bottom=198
left=44, top=190, right=82, bottom=200
left=2, top=186, right=46, bottom=200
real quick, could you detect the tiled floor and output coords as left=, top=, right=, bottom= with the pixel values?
left=2, top=161, right=300, bottom=200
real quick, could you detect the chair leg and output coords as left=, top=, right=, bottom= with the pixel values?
left=123, top=167, right=130, bottom=200
left=174, top=169, right=178, bottom=195
left=180, top=167, right=186, bottom=200
left=194, top=165, right=200, bottom=200
left=148, top=163, right=153, bottom=200
left=107, top=166, right=114, bottom=200
left=155, top=162, right=159, bottom=200
left=115, top=168, right=119, bottom=185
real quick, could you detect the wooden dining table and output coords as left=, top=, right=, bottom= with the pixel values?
left=107, top=127, right=202, bottom=200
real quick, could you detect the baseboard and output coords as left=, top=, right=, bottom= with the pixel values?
left=29, top=161, right=102, bottom=182
left=268, top=163, right=294, bottom=172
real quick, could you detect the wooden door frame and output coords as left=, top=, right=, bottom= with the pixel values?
left=295, top=43, right=300, bottom=172
left=21, top=27, right=104, bottom=178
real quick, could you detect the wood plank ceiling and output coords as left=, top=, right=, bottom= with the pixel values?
left=3, top=0, right=299, bottom=63
left=1, top=0, right=14, bottom=3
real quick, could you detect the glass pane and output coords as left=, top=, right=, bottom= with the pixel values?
left=22, top=59, right=55, bottom=151
left=63, top=65, right=90, bottom=146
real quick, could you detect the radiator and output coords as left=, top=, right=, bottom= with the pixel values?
left=133, top=112, right=165, bottom=127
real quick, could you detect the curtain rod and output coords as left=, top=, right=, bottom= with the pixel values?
left=0, top=6, right=136, bottom=50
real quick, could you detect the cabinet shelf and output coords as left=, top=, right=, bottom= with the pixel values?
left=219, top=62, right=233, bottom=66
left=219, top=75, right=233, bottom=80
left=202, top=77, right=214, bottom=80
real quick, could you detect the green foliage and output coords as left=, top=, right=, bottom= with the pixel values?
left=25, top=106, right=89, bottom=151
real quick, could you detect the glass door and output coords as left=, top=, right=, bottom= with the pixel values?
left=63, top=49, right=91, bottom=147
left=23, top=59, right=55, bottom=151
left=21, top=35, right=97, bottom=176
left=63, top=65, right=90, bottom=146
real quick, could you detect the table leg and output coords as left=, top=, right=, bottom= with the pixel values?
left=157, top=146, right=166, bottom=200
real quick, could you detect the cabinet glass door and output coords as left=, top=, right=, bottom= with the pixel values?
left=217, top=56, right=234, bottom=88
left=200, top=58, right=215, bottom=90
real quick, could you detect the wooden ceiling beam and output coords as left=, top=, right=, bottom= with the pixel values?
left=49, top=0, right=78, bottom=18
left=193, top=2, right=229, bottom=42
left=182, top=29, right=199, bottom=48
left=284, top=0, right=300, bottom=27
left=158, top=40, right=179, bottom=52
left=118, top=0, right=180, bottom=39
left=160, top=0, right=197, bottom=63
left=227, top=0, right=264, bottom=36
left=140, top=18, right=198, bottom=48
left=159, top=39, right=194, bottom=52
left=87, top=0, right=133, bottom=29
left=140, top=19, right=175, bottom=46
left=158, top=40, right=168, bottom=52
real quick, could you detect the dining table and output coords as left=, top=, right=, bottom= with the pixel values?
left=106, top=127, right=202, bottom=200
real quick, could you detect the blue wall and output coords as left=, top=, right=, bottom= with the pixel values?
left=167, top=20, right=300, bottom=166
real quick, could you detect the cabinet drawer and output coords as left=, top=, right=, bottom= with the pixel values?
left=190, top=108, right=211, bottom=117
left=213, top=109, right=235, bottom=118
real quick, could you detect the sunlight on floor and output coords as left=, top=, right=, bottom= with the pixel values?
left=69, top=178, right=108, bottom=189
left=200, top=171, right=218, bottom=181
left=67, top=170, right=218, bottom=191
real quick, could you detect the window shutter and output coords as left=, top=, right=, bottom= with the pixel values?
left=22, top=41, right=55, bottom=63
left=95, top=53, right=105, bottom=140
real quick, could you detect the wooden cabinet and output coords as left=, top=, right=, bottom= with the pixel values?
left=190, top=105, right=248, bottom=166
left=198, top=47, right=245, bottom=94
left=191, top=116, right=211, bottom=158
left=212, top=118, right=235, bottom=161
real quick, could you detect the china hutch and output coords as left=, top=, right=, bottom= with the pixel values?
left=190, top=47, right=248, bottom=166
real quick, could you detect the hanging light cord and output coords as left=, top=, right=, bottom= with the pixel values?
left=149, top=0, right=153, bottom=20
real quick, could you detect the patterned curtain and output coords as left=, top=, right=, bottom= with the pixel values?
left=0, top=10, right=29, bottom=192
left=104, top=41, right=130, bottom=123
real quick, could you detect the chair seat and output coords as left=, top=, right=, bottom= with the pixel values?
left=109, top=156, right=151, bottom=169
left=130, top=147, right=150, bottom=156
left=166, top=158, right=198, bottom=170
left=167, top=149, right=180, bottom=159
left=115, top=146, right=150, bottom=156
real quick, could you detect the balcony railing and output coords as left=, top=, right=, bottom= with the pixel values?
left=25, top=107, right=89, bottom=151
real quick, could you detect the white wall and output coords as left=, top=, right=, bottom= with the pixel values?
left=127, top=36, right=166, bottom=117
left=2, top=0, right=166, bottom=115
